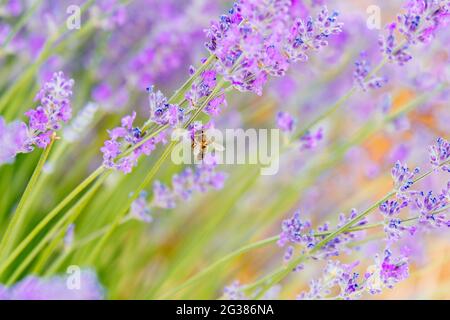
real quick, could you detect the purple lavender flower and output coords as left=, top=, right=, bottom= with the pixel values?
left=366, top=250, right=409, bottom=294
left=172, top=167, right=196, bottom=201
left=0, top=269, right=104, bottom=300
left=299, top=250, right=410, bottom=299
left=300, top=128, right=323, bottom=151
left=379, top=194, right=415, bottom=243
left=354, top=54, right=387, bottom=91
left=413, top=185, right=450, bottom=228
left=391, top=161, right=420, bottom=193
left=276, top=111, right=295, bottom=133
left=316, top=209, right=368, bottom=258
left=379, top=199, right=409, bottom=217
left=100, top=86, right=185, bottom=173
left=278, top=212, right=314, bottom=249
left=278, top=209, right=367, bottom=261
left=383, top=218, right=416, bottom=242
left=100, top=111, right=167, bottom=173
left=192, top=155, right=227, bottom=192
left=429, top=137, right=450, bottom=172
left=0, top=71, right=74, bottom=165
left=379, top=22, right=413, bottom=66
left=298, top=260, right=362, bottom=300
left=148, top=86, right=184, bottom=127
left=205, top=1, right=343, bottom=95
left=379, top=1, right=450, bottom=66
left=130, top=191, right=153, bottom=223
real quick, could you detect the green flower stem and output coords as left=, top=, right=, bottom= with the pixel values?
left=169, top=55, right=217, bottom=104
left=85, top=143, right=176, bottom=265
left=44, top=217, right=133, bottom=276
left=30, top=172, right=115, bottom=275
left=5, top=174, right=108, bottom=284
left=0, top=134, right=57, bottom=263
left=0, top=166, right=106, bottom=277
left=149, top=166, right=261, bottom=299
left=160, top=236, right=280, bottom=299
left=9, top=140, right=69, bottom=228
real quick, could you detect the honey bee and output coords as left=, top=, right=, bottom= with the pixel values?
left=191, top=129, right=209, bottom=161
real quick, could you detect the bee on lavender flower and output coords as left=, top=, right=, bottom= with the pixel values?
left=191, top=129, right=210, bottom=161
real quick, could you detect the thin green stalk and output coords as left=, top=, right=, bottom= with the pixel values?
left=0, top=166, right=105, bottom=277
left=5, top=174, right=108, bottom=284
left=0, top=134, right=57, bottom=262
left=11, top=140, right=69, bottom=226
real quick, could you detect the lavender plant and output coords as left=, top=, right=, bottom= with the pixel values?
left=0, top=0, right=449, bottom=301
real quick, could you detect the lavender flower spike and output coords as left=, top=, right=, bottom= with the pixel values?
left=391, top=161, right=420, bottom=193
left=0, top=71, right=74, bottom=165
left=205, top=1, right=343, bottom=95
left=0, top=269, right=104, bottom=300
left=26, top=71, right=74, bottom=148
left=101, top=87, right=181, bottom=174
left=429, top=137, right=450, bottom=172
left=0, top=117, right=29, bottom=165
left=379, top=0, right=450, bottom=66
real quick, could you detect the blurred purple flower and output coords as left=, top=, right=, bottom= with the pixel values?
left=429, top=137, right=450, bottom=172
left=276, top=111, right=295, bottom=133
left=0, top=269, right=104, bottom=300
left=0, top=117, right=29, bottom=165
left=130, top=191, right=153, bottom=223
left=300, top=127, right=323, bottom=151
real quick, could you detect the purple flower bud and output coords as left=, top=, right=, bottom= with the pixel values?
left=276, top=111, right=295, bottom=133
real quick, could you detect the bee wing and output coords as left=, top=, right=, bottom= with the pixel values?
left=193, top=143, right=202, bottom=156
